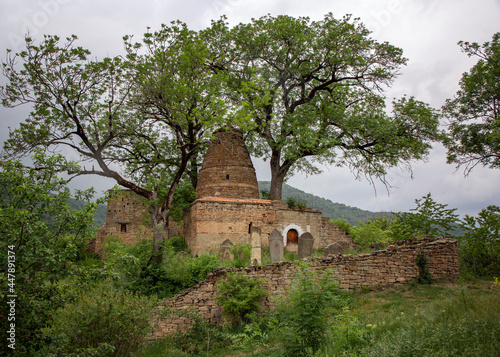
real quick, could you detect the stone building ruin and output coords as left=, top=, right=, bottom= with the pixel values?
left=91, top=128, right=353, bottom=256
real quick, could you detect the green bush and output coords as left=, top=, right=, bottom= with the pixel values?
left=103, top=238, right=221, bottom=299
left=351, top=218, right=391, bottom=249
left=459, top=205, right=500, bottom=276
left=416, top=251, right=433, bottom=284
left=216, top=272, right=267, bottom=324
left=272, top=264, right=351, bottom=356
left=229, top=243, right=251, bottom=268
left=41, top=282, right=157, bottom=356
left=286, top=196, right=297, bottom=209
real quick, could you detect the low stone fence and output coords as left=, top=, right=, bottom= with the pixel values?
left=150, top=237, right=459, bottom=339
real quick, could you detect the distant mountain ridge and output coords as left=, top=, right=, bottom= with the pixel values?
left=258, top=181, right=391, bottom=225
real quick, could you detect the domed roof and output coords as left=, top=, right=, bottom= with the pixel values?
left=196, top=128, right=259, bottom=199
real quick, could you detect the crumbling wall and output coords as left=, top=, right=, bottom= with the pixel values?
left=150, top=237, right=459, bottom=339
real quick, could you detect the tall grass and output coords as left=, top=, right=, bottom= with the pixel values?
left=327, top=281, right=500, bottom=356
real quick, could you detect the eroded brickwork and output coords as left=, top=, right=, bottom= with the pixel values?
left=150, top=237, right=459, bottom=339
left=90, top=190, right=182, bottom=256
left=105, top=190, right=151, bottom=245
left=196, top=129, right=259, bottom=200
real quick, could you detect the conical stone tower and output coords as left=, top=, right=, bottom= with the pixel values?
left=196, top=128, right=259, bottom=199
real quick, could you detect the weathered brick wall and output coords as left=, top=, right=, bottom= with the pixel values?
left=184, top=197, right=352, bottom=255
left=196, top=129, right=260, bottom=200
left=89, top=190, right=182, bottom=257
left=150, top=237, right=459, bottom=339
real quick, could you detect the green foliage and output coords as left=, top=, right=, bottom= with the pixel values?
left=352, top=283, right=500, bottom=356
left=229, top=243, right=252, bottom=268
left=391, top=193, right=459, bottom=240
left=103, top=238, right=220, bottom=299
left=351, top=218, right=392, bottom=249
left=286, top=196, right=297, bottom=209
left=416, top=251, right=433, bottom=284
left=227, top=13, right=440, bottom=200
left=165, top=235, right=188, bottom=253
left=168, top=180, right=197, bottom=222
left=41, top=282, right=156, bottom=357
left=272, top=264, right=351, bottom=356
left=1, top=23, right=232, bottom=266
left=216, top=272, right=267, bottom=324
left=260, top=189, right=270, bottom=200
left=459, top=205, right=500, bottom=276
left=442, top=32, right=500, bottom=172
left=0, top=153, right=96, bottom=355
left=150, top=310, right=231, bottom=357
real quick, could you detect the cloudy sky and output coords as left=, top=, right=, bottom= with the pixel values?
left=1, top=0, right=499, bottom=218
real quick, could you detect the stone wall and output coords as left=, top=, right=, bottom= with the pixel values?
left=184, top=197, right=352, bottom=255
left=89, top=190, right=182, bottom=257
left=150, top=237, right=459, bottom=339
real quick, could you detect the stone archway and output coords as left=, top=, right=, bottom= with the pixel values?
left=282, top=224, right=304, bottom=246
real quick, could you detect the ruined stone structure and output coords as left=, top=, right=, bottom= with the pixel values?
left=150, top=237, right=460, bottom=339
left=184, top=128, right=352, bottom=255
left=196, top=129, right=259, bottom=200
left=91, top=127, right=352, bottom=256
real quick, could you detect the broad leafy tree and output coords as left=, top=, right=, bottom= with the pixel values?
left=0, top=152, right=96, bottom=355
left=1, top=23, right=228, bottom=263
left=391, top=193, right=459, bottom=240
left=442, top=32, right=500, bottom=173
left=222, top=13, right=441, bottom=199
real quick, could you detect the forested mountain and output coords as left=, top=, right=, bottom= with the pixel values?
left=258, top=181, right=391, bottom=225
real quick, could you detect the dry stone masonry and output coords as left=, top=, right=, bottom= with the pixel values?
left=150, top=237, right=459, bottom=339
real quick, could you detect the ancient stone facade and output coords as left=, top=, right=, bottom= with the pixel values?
left=184, top=197, right=352, bottom=255
left=91, top=127, right=352, bottom=256
left=150, top=237, right=459, bottom=339
left=90, top=190, right=180, bottom=257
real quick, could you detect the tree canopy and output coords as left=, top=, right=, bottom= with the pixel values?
left=221, top=13, right=441, bottom=199
left=0, top=22, right=229, bottom=262
left=442, top=32, right=500, bottom=173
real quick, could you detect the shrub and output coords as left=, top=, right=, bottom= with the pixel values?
left=286, top=196, right=297, bottom=209
left=272, top=264, right=351, bottom=356
left=216, top=272, right=267, bottom=324
left=229, top=243, right=251, bottom=268
left=416, top=250, right=433, bottom=284
left=351, top=218, right=391, bottom=249
left=41, top=282, right=157, bottom=356
left=459, top=205, right=500, bottom=276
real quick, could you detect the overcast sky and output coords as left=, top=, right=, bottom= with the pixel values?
left=1, top=0, right=499, bottom=218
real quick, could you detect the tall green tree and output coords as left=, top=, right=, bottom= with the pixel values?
left=442, top=32, right=500, bottom=173
left=1, top=23, right=228, bottom=263
left=222, top=13, right=440, bottom=199
left=391, top=193, right=459, bottom=240
left=0, top=152, right=96, bottom=355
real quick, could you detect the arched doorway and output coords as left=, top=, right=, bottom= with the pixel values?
left=287, top=229, right=299, bottom=245
left=282, top=224, right=304, bottom=246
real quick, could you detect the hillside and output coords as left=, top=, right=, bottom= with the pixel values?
left=258, top=181, right=391, bottom=225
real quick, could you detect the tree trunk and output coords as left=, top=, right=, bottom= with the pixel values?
left=147, top=203, right=168, bottom=266
left=269, top=150, right=288, bottom=200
